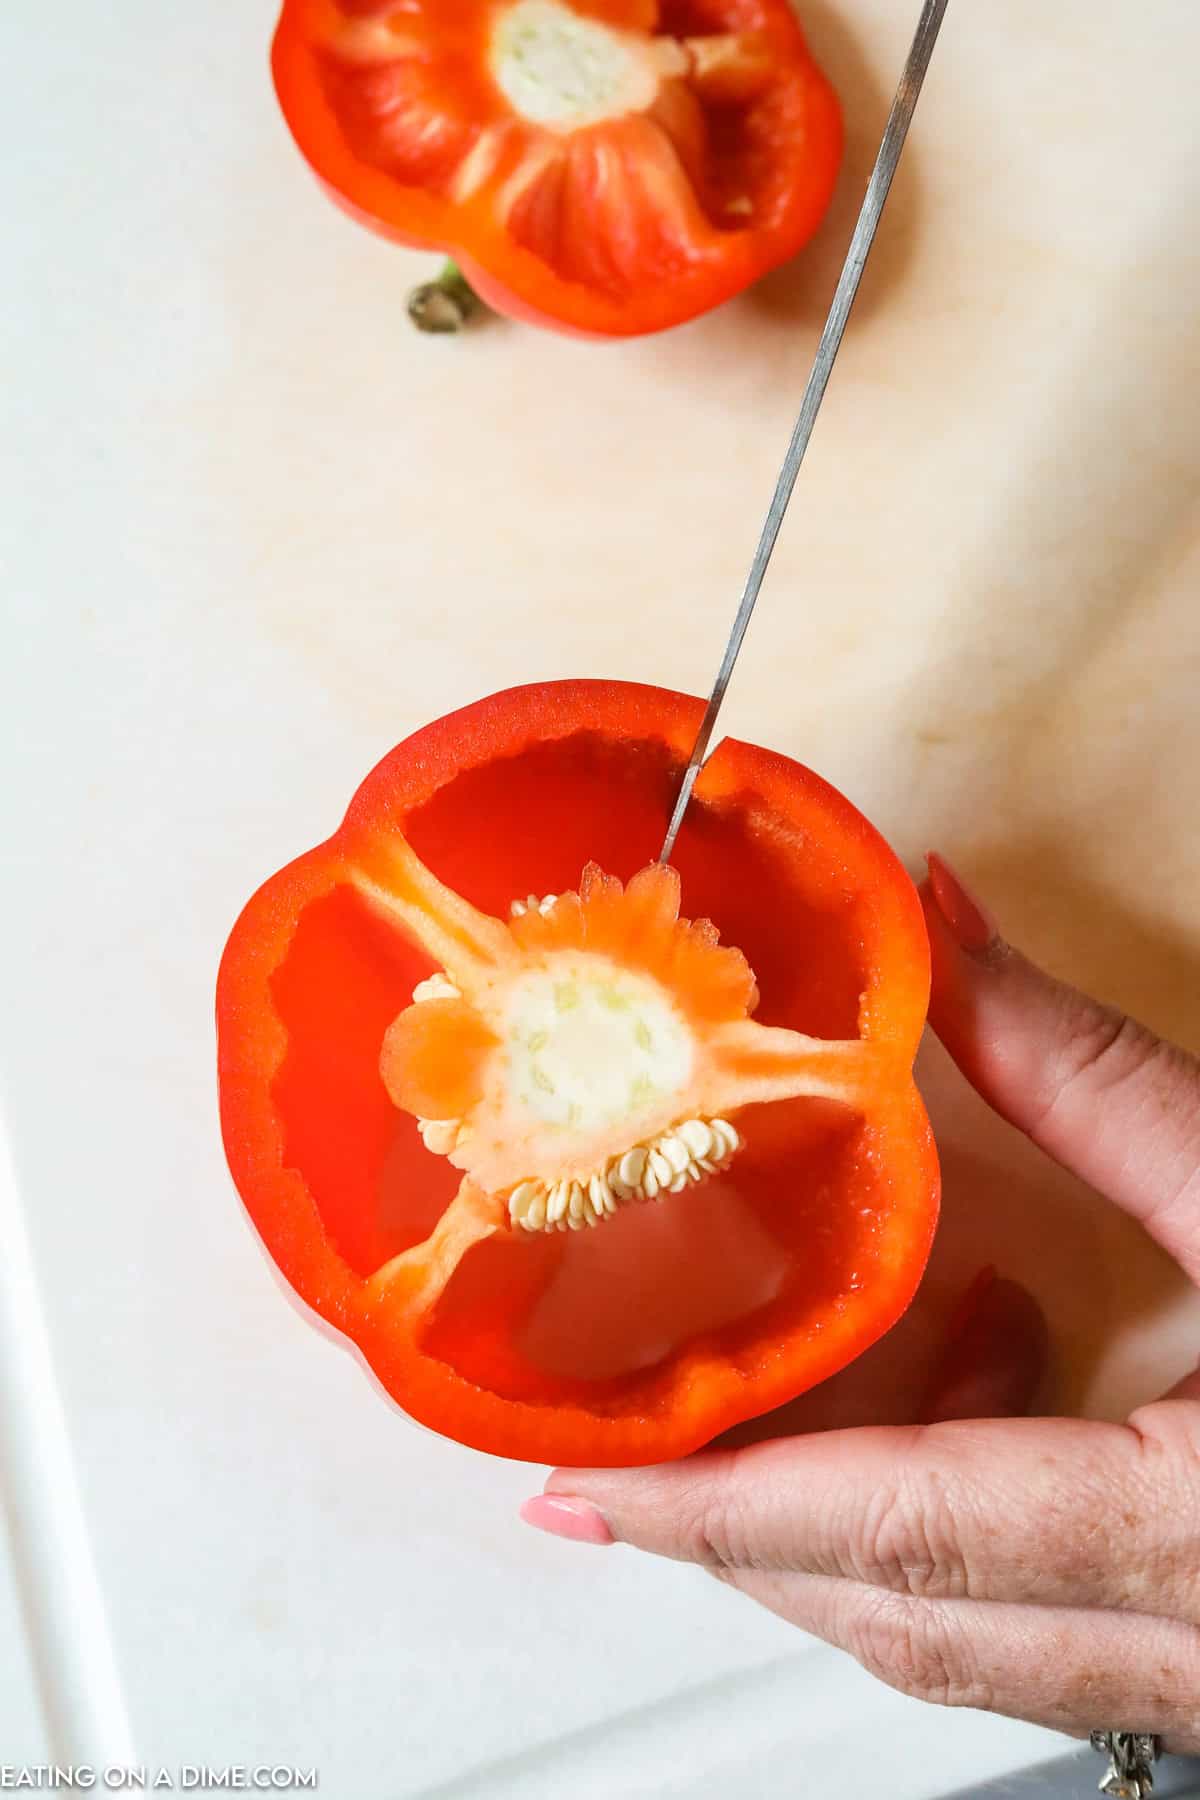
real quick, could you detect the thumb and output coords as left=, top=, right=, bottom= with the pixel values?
left=918, top=1269, right=1048, bottom=1423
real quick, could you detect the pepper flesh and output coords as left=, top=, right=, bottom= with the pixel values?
left=217, top=680, right=939, bottom=1465
left=270, top=0, right=843, bottom=337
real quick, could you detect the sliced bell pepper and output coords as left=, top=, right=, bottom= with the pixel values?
left=270, top=0, right=843, bottom=337
left=217, top=680, right=939, bottom=1465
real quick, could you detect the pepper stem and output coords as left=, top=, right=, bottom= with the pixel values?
left=407, top=260, right=482, bottom=334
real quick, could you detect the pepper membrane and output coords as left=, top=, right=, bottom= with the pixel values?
left=217, top=681, right=939, bottom=1464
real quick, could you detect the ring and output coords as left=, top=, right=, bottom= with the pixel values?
left=1089, top=1731, right=1161, bottom=1798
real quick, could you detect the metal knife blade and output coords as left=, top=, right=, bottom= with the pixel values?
left=659, top=0, right=950, bottom=863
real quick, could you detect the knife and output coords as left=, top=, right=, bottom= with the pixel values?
left=659, top=0, right=951, bottom=864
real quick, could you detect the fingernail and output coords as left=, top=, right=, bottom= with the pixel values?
left=945, top=1264, right=999, bottom=1345
left=926, top=852, right=1001, bottom=956
left=920, top=1271, right=1046, bottom=1424
left=519, top=1494, right=614, bottom=1545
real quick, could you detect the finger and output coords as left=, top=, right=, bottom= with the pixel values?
left=716, top=1268, right=1047, bottom=1449
left=918, top=1272, right=1048, bottom=1424
left=539, top=1414, right=1200, bottom=1622
left=922, top=854, right=1200, bottom=1283
left=718, top=1567, right=1200, bottom=1754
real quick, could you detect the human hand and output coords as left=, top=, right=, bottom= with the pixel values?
left=520, top=853, right=1200, bottom=1751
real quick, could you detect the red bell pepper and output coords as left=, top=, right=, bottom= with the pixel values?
left=217, top=681, right=939, bottom=1465
left=270, top=0, right=843, bottom=337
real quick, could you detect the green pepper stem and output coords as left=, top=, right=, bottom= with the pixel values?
left=407, top=259, right=483, bottom=334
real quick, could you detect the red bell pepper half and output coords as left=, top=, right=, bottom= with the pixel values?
left=270, top=0, right=843, bottom=336
left=217, top=681, right=939, bottom=1465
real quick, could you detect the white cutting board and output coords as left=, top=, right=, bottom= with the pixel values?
left=4, top=0, right=1198, bottom=1793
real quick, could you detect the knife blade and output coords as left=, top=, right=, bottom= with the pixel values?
left=659, top=0, right=951, bottom=864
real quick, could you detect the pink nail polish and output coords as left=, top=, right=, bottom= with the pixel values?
left=520, top=1494, right=614, bottom=1545
left=926, top=852, right=1000, bottom=956
left=944, top=1264, right=999, bottom=1345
